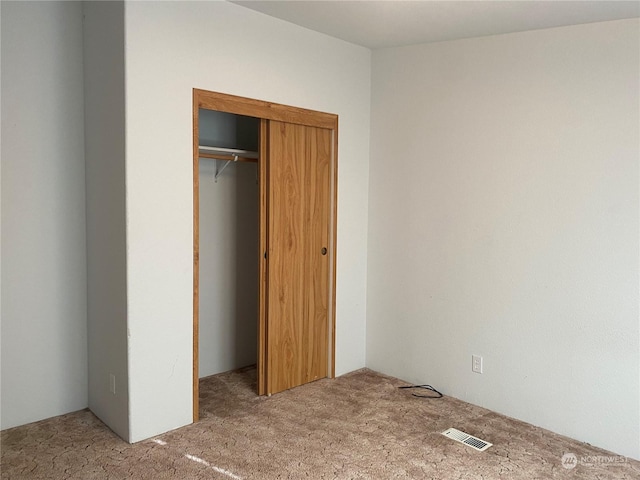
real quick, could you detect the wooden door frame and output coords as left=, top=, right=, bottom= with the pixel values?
left=192, top=89, right=338, bottom=421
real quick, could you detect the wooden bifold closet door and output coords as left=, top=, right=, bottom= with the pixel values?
left=264, top=120, right=332, bottom=395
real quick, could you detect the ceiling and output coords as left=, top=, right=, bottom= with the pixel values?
left=232, top=1, right=640, bottom=49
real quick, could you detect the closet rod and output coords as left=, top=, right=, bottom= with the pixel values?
left=198, top=146, right=259, bottom=182
left=198, top=145, right=258, bottom=162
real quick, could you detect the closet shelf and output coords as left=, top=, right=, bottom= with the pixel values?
left=198, top=146, right=258, bottom=163
left=199, top=146, right=259, bottom=182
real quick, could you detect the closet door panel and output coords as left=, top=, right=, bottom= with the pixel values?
left=267, top=121, right=306, bottom=393
left=302, top=126, right=330, bottom=384
left=266, top=121, right=331, bottom=394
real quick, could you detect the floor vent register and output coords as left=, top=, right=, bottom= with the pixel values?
left=441, top=428, right=493, bottom=452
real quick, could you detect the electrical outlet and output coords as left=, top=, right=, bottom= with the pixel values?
left=109, top=374, right=116, bottom=394
left=472, top=355, right=483, bottom=374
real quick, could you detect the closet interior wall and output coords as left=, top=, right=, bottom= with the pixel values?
left=198, top=109, right=259, bottom=378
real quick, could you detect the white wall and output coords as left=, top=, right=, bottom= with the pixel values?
left=0, top=1, right=87, bottom=429
left=367, top=19, right=639, bottom=459
left=124, top=0, right=371, bottom=441
left=199, top=112, right=259, bottom=377
left=83, top=1, right=129, bottom=440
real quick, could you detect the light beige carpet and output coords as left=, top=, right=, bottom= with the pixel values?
left=2, top=368, right=638, bottom=479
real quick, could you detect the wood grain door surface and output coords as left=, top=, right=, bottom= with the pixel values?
left=266, top=120, right=331, bottom=395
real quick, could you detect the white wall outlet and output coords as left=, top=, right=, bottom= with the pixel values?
left=109, top=373, right=116, bottom=394
left=472, top=355, right=483, bottom=374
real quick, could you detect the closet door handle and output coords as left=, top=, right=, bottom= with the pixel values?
left=321, top=247, right=327, bottom=255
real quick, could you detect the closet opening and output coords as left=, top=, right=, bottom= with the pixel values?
left=193, top=89, right=339, bottom=422
left=197, top=109, right=260, bottom=402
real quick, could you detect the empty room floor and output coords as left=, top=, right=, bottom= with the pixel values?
left=2, top=368, right=638, bottom=479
